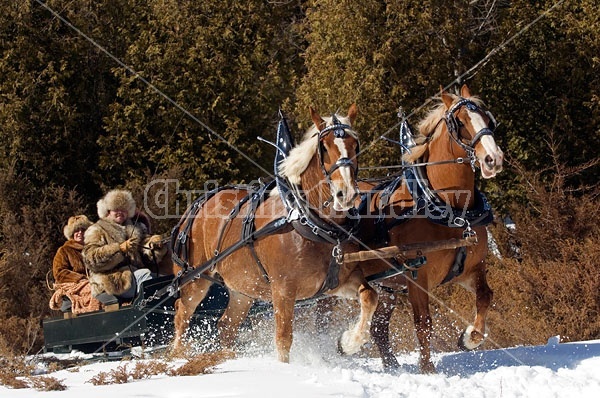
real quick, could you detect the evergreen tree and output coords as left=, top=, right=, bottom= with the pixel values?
left=296, top=0, right=396, bottom=172
left=100, top=0, right=305, bottom=189
left=0, top=1, right=126, bottom=202
left=479, top=0, right=600, bottom=207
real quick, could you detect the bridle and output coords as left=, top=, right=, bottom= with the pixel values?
left=443, top=98, right=497, bottom=171
left=315, top=115, right=360, bottom=207
left=316, top=115, right=359, bottom=179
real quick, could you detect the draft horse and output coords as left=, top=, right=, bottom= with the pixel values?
left=358, top=85, right=503, bottom=373
left=171, top=104, right=378, bottom=362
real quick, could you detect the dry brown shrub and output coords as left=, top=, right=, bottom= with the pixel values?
left=0, top=339, right=34, bottom=389
left=0, top=173, right=89, bottom=355
left=0, top=373, right=29, bottom=389
left=169, top=350, right=235, bottom=376
left=0, top=316, right=42, bottom=357
left=427, top=157, right=600, bottom=352
left=28, top=375, right=67, bottom=391
left=86, top=353, right=235, bottom=386
left=87, top=371, right=110, bottom=386
left=87, top=360, right=175, bottom=386
left=88, top=364, right=130, bottom=385
left=487, top=238, right=600, bottom=346
left=130, top=360, right=171, bottom=379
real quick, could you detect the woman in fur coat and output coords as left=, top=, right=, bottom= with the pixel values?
left=50, top=215, right=102, bottom=313
left=53, top=215, right=92, bottom=283
left=83, top=189, right=165, bottom=300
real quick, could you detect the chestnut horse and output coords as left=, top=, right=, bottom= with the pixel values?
left=171, top=104, right=378, bottom=362
left=358, top=85, right=503, bottom=373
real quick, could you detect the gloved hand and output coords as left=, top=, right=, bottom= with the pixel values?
left=147, top=234, right=163, bottom=251
left=119, top=238, right=138, bottom=253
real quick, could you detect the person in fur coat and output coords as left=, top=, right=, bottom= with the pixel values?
left=53, top=215, right=92, bottom=284
left=83, top=189, right=165, bottom=300
left=50, top=215, right=102, bottom=313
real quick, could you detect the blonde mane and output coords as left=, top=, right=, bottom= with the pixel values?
left=279, top=114, right=356, bottom=184
left=402, top=94, right=482, bottom=163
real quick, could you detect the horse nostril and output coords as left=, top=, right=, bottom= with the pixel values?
left=336, top=190, right=344, bottom=199
left=485, top=155, right=495, bottom=168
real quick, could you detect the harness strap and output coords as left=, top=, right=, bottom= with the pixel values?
left=214, top=191, right=253, bottom=256
left=171, top=199, right=202, bottom=270
left=154, top=216, right=291, bottom=303
left=171, top=184, right=247, bottom=270
left=313, top=255, right=341, bottom=296
left=241, top=181, right=276, bottom=283
left=277, top=176, right=358, bottom=245
left=365, top=256, right=426, bottom=283
left=404, top=165, right=494, bottom=228
left=441, top=246, right=467, bottom=284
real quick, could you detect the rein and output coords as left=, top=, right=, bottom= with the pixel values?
left=361, top=157, right=471, bottom=172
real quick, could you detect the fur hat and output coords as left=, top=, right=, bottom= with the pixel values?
left=97, top=189, right=136, bottom=219
left=63, top=215, right=93, bottom=240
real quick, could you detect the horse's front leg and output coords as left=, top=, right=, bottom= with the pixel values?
left=271, top=290, right=295, bottom=362
left=172, top=278, right=213, bottom=355
left=338, top=272, right=378, bottom=355
left=409, top=284, right=435, bottom=374
left=459, top=260, right=493, bottom=350
left=370, top=287, right=400, bottom=370
left=217, top=290, right=254, bottom=350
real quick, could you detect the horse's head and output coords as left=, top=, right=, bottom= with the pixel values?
left=279, top=104, right=360, bottom=212
left=440, top=85, right=504, bottom=179
left=310, top=104, right=360, bottom=211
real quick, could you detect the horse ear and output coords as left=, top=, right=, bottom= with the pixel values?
left=347, top=103, right=358, bottom=125
left=461, top=84, right=471, bottom=98
left=441, top=91, right=454, bottom=109
left=310, top=106, right=325, bottom=131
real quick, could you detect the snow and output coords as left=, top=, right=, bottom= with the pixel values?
left=3, top=334, right=600, bottom=398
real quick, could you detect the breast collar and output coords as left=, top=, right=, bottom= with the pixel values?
left=358, top=117, right=492, bottom=230
left=403, top=162, right=493, bottom=228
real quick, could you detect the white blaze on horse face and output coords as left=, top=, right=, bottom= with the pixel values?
left=331, top=136, right=357, bottom=211
left=467, top=109, right=504, bottom=178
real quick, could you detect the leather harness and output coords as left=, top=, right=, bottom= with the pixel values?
left=359, top=108, right=494, bottom=284
left=166, top=113, right=359, bottom=299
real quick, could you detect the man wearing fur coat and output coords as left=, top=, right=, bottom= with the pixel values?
left=83, top=189, right=166, bottom=300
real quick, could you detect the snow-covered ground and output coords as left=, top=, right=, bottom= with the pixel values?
left=3, top=333, right=600, bottom=398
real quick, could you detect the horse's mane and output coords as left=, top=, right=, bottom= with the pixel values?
left=279, top=114, right=357, bottom=184
left=402, top=94, right=483, bottom=163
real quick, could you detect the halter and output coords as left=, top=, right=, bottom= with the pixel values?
left=443, top=98, right=496, bottom=171
left=315, top=115, right=360, bottom=207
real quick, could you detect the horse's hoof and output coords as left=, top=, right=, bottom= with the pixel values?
left=382, top=355, right=400, bottom=372
left=337, top=338, right=344, bottom=355
left=458, top=325, right=485, bottom=351
left=338, top=330, right=364, bottom=356
left=420, top=361, right=437, bottom=374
